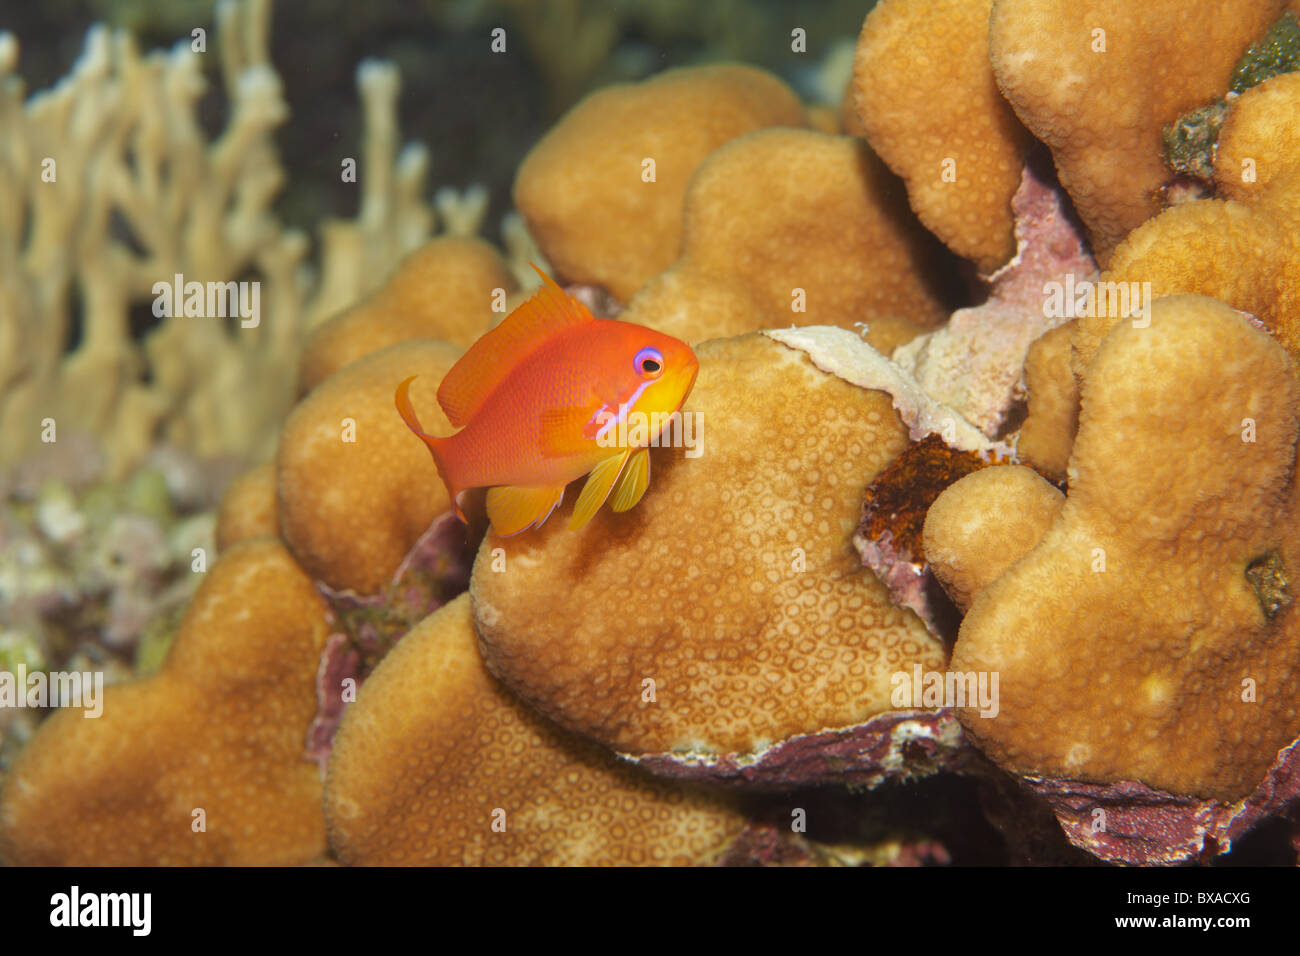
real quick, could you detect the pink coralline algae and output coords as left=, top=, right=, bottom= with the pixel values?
left=306, top=511, right=476, bottom=768
left=892, top=157, right=1098, bottom=439
left=1025, top=737, right=1300, bottom=865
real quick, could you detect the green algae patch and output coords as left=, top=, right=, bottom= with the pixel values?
left=1231, top=11, right=1300, bottom=94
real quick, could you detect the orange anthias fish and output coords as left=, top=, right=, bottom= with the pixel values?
left=395, top=266, right=699, bottom=536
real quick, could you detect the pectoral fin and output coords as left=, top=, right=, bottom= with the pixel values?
left=538, top=400, right=609, bottom=458
left=569, top=451, right=631, bottom=529
left=609, top=447, right=650, bottom=513
left=486, top=485, right=566, bottom=536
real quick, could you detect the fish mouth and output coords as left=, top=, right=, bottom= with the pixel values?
left=671, top=358, right=700, bottom=407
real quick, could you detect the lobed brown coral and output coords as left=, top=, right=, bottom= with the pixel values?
left=1215, top=71, right=1300, bottom=200
left=988, top=0, right=1282, bottom=264
left=276, top=339, right=463, bottom=595
left=298, top=237, right=514, bottom=393
left=1077, top=162, right=1300, bottom=370
left=326, top=595, right=745, bottom=865
left=513, top=64, right=808, bottom=303
left=923, top=464, right=1064, bottom=612
left=1014, top=323, right=1078, bottom=482
left=214, top=462, right=278, bottom=552
left=470, top=332, right=948, bottom=761
left=852, top=0, right=1032, bottom=273
left=940, top=296, right=1300, bottom=801
left=0, top=539, right=330, bottom=864
left=618, top=129, right=955, bottom=352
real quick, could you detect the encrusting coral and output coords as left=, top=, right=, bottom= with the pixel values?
left=988, top=0, right=1282, bottom=264
left=617, top=129, right=955, bottom=353
left=852, top=0, right=1032, bottom=274
left=939, top=296, right=1300, bottom=802
left=325, top=595, right=745, bottom=865
left=297, top=237, right=515, bottom=393
left=513, top=64, right=808, bottom=304
left=276, top=340, right=463, bottom=596
left=471, top=332, right=948, bottom=764
left=0, top=538, right=331, bottom=864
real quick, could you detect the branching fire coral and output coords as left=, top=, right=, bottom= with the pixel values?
left=0, top=0, right=487, bottom=477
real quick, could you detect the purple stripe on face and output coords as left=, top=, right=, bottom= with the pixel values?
left=593, top=380, right=654, bottom=444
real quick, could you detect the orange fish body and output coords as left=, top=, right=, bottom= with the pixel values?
left=396, top=267, right=699, bottom=536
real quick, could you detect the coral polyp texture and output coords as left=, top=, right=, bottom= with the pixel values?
left=922, top=465, right=1064, bottom=613
left=852, top=0, right=1032, bottom=273
left=1215, top=71, right=1300, bottom=200
left=325, top=596, right=745, bottom=865
left=471, top=333, right=947, bottom=764
left=940, top=296, right=1300, bottom=802
left=618, top=129, right=955, bottom=352
left=513, top=64, right=808, bottom=303
left=988, top=0, right=1281, bottom=264
left=0, top=539, right=331, bottom=865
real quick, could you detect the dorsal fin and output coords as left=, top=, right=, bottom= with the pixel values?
left=437, top=264, right=595, bottom=428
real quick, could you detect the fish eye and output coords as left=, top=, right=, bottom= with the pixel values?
left=635, top=347, right=664, bottom=379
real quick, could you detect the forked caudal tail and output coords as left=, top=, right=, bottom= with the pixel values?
left=394, top=376, right=467, bottom=522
